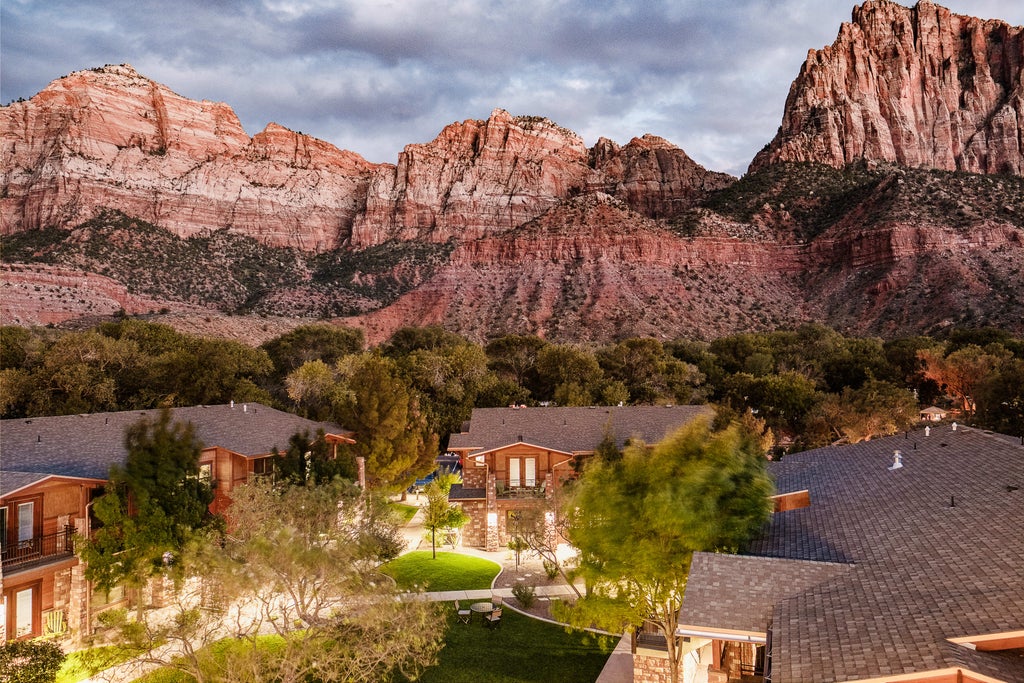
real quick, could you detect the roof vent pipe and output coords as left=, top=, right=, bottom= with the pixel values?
left=888, top=450, right=903, bottom=471
left=231, top=400, right=234, bottom=409
left=243, top=404, right=247, bottom=413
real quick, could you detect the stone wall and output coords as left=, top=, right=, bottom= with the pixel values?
left=458, top=499, right=488, bottom=547
left=634, top=651, right=673, bottom=683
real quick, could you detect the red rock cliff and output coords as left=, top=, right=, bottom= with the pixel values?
left=0, top=64, right=378, bottom=251
left=751, top=0, right=1024, bottom=175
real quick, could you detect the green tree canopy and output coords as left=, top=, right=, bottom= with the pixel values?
left=261, top=323, right=364, bottom=378
left=558, top=418, right=774, bottom=683
left=82, top=409, right=215, bottom=609
left=335, top=353, right=438, bottom=491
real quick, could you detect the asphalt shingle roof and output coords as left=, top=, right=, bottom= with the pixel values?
left=679, top=426, right=1024, bottom=682
left=1, top=404, right=348, bottom=495
left=448, top=405, right=713, bottom=455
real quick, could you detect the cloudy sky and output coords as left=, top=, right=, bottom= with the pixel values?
left=3, top=1, right=1022, bottom=176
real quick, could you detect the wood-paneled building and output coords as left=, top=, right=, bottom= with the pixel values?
left=0, top=403, right=351, bottom=644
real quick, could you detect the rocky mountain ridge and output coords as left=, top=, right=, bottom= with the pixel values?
left=752, top=0, right=1024, bottom=174
left=2, top=1, right=1023, bottom=344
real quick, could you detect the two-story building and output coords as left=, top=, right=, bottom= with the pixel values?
left=0, top=403, right=352, bottom=644
left=637, top=425, right=1024, bottom=683
left=447, top=405, right=712, bottom=550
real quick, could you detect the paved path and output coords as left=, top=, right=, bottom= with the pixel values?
left=398, top=496, right=632, bottom=682
left=83, top=497, right=631, bottom=683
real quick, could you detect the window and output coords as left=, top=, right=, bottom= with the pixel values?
left=92, top=582, right=127, bottom=610
left=507, top=458, right=537, bottom=488
left=198, top=463, right=212, bottom=485
left=0, top=507, right=7, bottom=551
left=524, top=458, right=537, bottom=487
left=17, top=502, right=34, bottom=542
left=252, top=457, right=274, bottom=477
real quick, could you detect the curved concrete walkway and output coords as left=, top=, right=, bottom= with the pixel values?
left=398, top=497, right=632, bottom=682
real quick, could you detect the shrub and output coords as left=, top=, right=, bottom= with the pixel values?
left=543, top=559, right=560, bottom=580
left=0, top=639, right=66, bottom=683
left=512, top=582, right=537, bottom=608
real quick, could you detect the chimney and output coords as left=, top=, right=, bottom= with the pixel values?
left=888, top=450, right=903, bottom=471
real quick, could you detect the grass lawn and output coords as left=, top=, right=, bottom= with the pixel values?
left=381, top=551, right=500, bottom=592
left=416, top=607, right=617, bottom=683
left=132, top=609, right=616, bottom=683
left=390, top=501, right=420, bottom=523
left=57, top=644, right=143, bottom=683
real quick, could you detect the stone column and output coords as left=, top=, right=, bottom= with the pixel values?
left=485, top=473, right=499, bottom=552
left=70, top=516, right=91, bottom=644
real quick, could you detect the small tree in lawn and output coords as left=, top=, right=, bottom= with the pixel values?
left=421, top=480, right=468, bottom=559
left=556, top=417, right=773, bottom=683
left=81, top=408, right=214, bottom=618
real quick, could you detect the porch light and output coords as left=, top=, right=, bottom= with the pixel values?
left=487, top=512, right=498, bottom=527
left=544, top=511, right=555, bottom=524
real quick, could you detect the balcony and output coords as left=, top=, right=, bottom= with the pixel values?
left=1, top=526, right=76, bottom=572
left=495, top=478, right=548, bottom=499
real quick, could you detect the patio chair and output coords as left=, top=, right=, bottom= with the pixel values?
left=454, top=600, right=472, bottom=624
left=485, top=607, right=502, bottom=629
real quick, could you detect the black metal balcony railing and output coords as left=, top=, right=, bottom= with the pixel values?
left=495, top=479, right=547, bottom=498
left=1, top=526, right=76, bottom=571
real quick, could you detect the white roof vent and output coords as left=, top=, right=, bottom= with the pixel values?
left=888, top=450, right=903, bottom=471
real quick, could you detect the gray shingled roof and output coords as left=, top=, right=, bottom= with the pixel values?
left=1, top=404, right=348, bottom=495
left=680, top=553, right=851, bottom=635
left=679, top=426, right=1024, bottom=682
left=448, top=405, right=713, bottom=455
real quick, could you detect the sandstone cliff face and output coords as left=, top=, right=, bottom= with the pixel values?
left=752, top=0, right=1024, bottom=174
left=590, top=135, right=735, bottom=219
left=0, top=64, right=377, bottom=250
left=351, top=110, right=592, bottom=246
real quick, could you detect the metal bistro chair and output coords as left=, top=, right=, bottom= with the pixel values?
left=485, top=607, right=502, bottom=629
left=455, top=600, right=472, bottom=624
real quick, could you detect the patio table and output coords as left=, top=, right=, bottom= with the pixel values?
left=470, top=601, right=494, bottom=614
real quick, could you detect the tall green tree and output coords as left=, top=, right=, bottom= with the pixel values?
left=335, top=354, right=438, bottom=491
left=557, top=418, right=773, bottom=683
left=81, top=409, right=215, bottom=614
left=261, top=323, right=364, bottom=377
left=536, top=343, right=604, bottom=405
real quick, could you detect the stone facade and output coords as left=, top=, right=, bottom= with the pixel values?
left=458, top=499, right=488, bottom=547
left=634, top=651, right=673, bottom=683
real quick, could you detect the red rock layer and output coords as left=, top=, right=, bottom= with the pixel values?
left=0, top=64, right=378, bottom=251
left=751, top=0, right=1024, bottom=175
